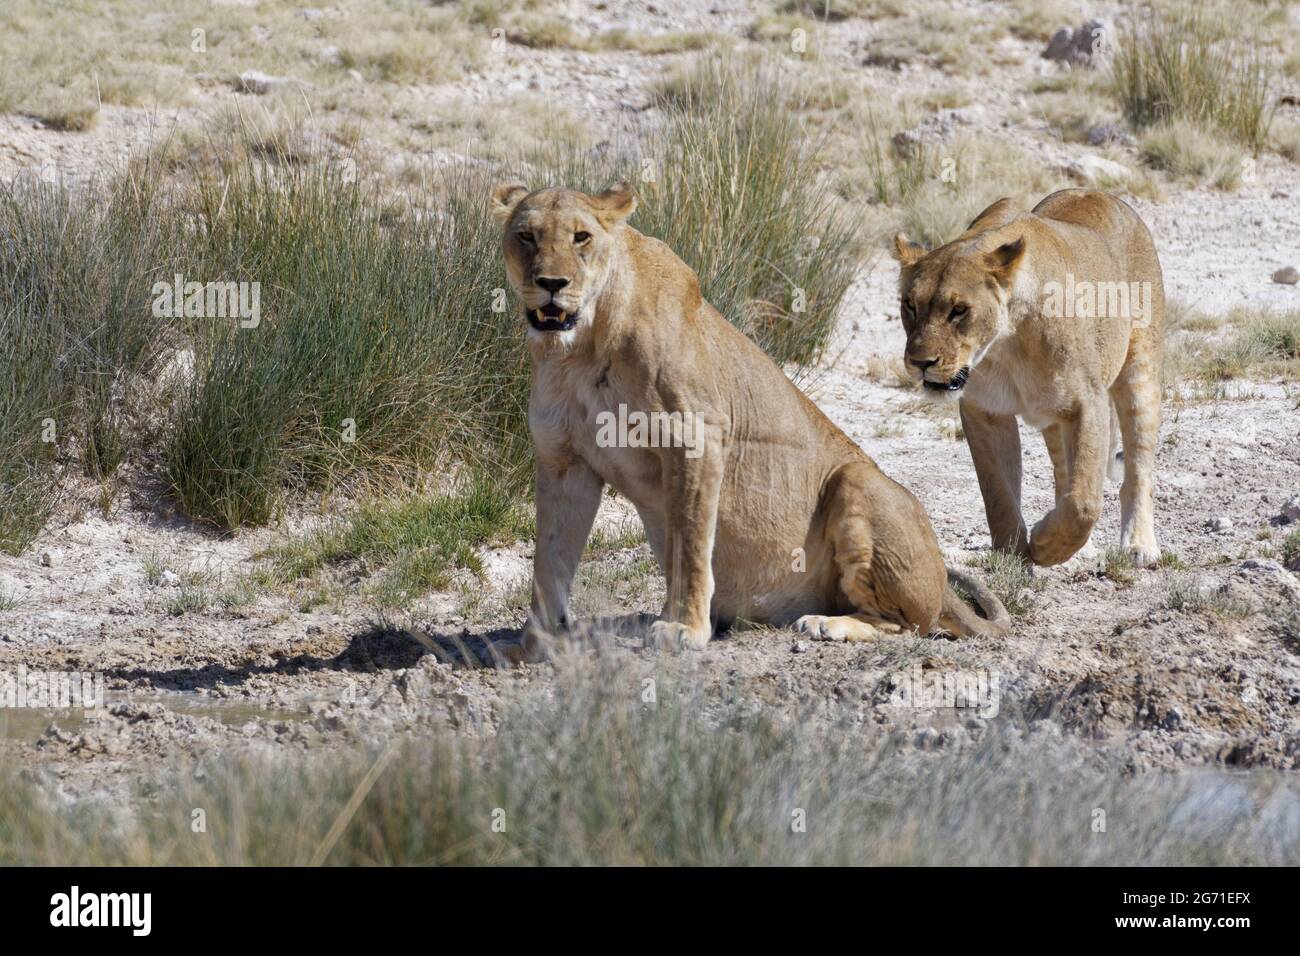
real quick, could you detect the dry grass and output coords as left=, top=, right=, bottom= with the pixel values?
left=3, top=647, right=1297, bottom=865
left=503, top=15, right=725, bottom=54
left=864, top=353, right=915, bottom=389
left=0, top=0, right=526, bottom=134
left=869, top=134, right=1064, bottom=248
left=1138, top=120, right=1247, bottom=190
left=1273, top=122, right=1300, bottom=163
left=1165, top=308, right=1300, bottom=388
left=1025, top=77, right=1118, bottom=144
left=868, top=6, right=1004, bottom=74
left=778, top=0, right=908, bottom=19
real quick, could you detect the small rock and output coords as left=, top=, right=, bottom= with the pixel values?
left=39, top=552, right=53, bottom=567
left=1281, top=495, right=1300, bottom=522
left=1043, top=27, right=1074, bottom=62
left=791, top=640, right=810, bottom=654
left=1062, top=154, right=1130, bottom=184
left=236, top=70, right=284, bottom=95
left=158, top=569, right=181, bottom=587
left=1240, top=558, right=1285, bottom=573
left=1208, top=516, right=1233, bottom=532
left=1042, top=19, right=1110, bottom=67
left=863, top=51, right=907, bottom=71
left=1272, top=266, right=1299, bottom=285
left=1085, top=123, right=1133, bottom=148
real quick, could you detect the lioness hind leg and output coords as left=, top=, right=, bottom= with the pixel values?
left=819, top=463, right=948, bottom=636
left=1111, top=361, right=1161, bottom=566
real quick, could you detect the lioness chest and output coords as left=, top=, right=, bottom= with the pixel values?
left=529, top=356, right=666, bottom=510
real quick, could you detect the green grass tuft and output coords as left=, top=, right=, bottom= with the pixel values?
left=967, top=549, right=1043, bottom=618
left=263, top=480, right=533, bottom=608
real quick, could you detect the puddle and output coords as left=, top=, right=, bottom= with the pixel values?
left=130, top=691, right=312, bottom=727
left=0, top=691, right=313, bottom=745
left=0, top=708, right=91, bottom=745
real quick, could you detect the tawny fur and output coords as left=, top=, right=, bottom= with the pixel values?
left=892, top=189, right=1164, bottom=567
left=491, top=181, right=1008, bottom=659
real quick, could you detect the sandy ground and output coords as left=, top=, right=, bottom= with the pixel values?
left=2, top=1, right=1299, bottom=802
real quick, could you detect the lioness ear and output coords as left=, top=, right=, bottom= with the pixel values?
left=592, top=181, right=637, bottom=225
left=891, top=233, right=926, bottom=267
left=491, top=181, right=530, bottom=225
left=963, top=197, right=1016, bottom=235
left=984, top=236, right=1026, bottom=284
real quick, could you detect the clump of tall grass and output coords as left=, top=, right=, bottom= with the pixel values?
left=2, top=649, right=1297, bottom=865
left=164, top=156, right=530, bottom=529
left=619, top=55, right=861, bottom=365
left=1111, top=7, right=1274, bottom=150
left=0, top=301, right=62, bottom=553
left=0, top=164, right=192, bottom=550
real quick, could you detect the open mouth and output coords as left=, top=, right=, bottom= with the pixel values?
left=923, top=366, right=970, bottom=392
left=527, top=304, right=578, bottom=332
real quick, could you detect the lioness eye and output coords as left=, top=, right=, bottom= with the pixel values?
left=574, top=231, right=590, bottom=244
left=518, top=232, right=534, bottom=244
left=949, top=304, right=968, bottom=321
left=902, top=299, right=915, bottom=315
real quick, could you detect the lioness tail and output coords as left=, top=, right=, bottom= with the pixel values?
left=938, top=567, right=1011, bottom=638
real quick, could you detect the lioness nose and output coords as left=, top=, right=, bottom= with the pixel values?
left=536, top=276, right=569, bottom=293
left=910, top=356, right=938, bottom=371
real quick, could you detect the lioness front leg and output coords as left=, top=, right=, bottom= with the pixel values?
left=959, top=401, right=1029, bottom=555
left=1028, top=400, right=1106, bottom=566
left=647, top=431, right=724, bottom=651
left=521, top=459, right=603, bottom=659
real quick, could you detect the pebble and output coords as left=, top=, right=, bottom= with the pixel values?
left=158, top=569, right=181, bottom=587
left=791, top=640, right=810, bottom=654
left=236, top=70, right=284, bottom=95
left=1272, top=266, right=1299, bottom=285
left=1281, top=495, right=1300, bottom=523
left=1208, top=516, right=1233, bottom=532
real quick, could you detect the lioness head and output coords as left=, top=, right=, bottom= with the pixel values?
left=491, top=181, right=637, bottom=337
left=891, top=210, right=1026, bottom=399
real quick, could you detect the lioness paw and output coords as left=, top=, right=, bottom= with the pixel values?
left=793, top=614, right=867, bottom=642
left=1125, top=543, right=1161, bottom=568
left=646, top=620, right=710, bottom=652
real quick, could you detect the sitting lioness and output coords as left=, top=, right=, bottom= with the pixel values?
left=891, top=188, right=1164, bottom=567
left=491, top=180, right=1007, bottom=656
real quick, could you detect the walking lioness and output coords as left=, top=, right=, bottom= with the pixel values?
left=492, top=180, right=1007, bottom=658
left=892, top=189, right=1164, bottom=567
